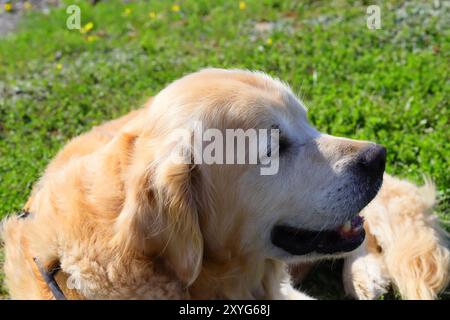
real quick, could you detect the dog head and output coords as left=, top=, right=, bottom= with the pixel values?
left=113, top=69, right=385, bottom=285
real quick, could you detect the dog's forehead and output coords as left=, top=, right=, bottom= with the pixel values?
left=153, top=69, right=309, bottom=131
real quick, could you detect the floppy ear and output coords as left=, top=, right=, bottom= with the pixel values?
left=153, top=158, right=209, bottom=285
left=113, top=131, right=212, bottom=286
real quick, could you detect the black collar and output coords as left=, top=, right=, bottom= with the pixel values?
left=18, top=210, right=67, bottom=300
left=33, top=257, right=66, bottom=300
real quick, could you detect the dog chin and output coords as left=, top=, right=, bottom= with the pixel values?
left=270, top=179, right=384, bottom=260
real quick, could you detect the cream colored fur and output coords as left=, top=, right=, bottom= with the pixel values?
left=343, top=175, right=450, bottom=300
left=1, top=69, right=401, bottom=299
left=289, top=175, right=450, bottom=300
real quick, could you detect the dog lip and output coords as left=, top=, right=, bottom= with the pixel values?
left=271, top=222, right=365, bottom=256
left=271, top=172, right=383, bottom=256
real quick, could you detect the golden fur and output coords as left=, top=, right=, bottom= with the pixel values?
left=342, top=175, right=450, bottom=299
left=2, top=68, right=446, bottom=299
left=3, top=69, right=318, bottom=299
left=290, top=176, right=450, bottom=300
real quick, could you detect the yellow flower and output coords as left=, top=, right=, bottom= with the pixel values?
left=23, top=2, right=32, bottom=10
left=266, top=38, right=273, bottom=45
left=56, top=64, right=63, bottom=71
left=171, top=4, right=180, bottom=12
left=87, top=35, right=97, bottom=43
left=239, top=1, right=246, bottom=10
left=80, top=22, right=94, bottom=34
left=123, top=8, right=132, bottom=16
left=149, top=11, right=156, bottom=19
left=4, top=3, right=12, bottom=12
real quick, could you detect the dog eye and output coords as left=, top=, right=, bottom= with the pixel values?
left=268, top=125, right=290, bottom=156
left=278, top=136, right=290, bottom=154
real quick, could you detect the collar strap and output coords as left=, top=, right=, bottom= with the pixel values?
left=17, top=210, right=31, bottom=219
left=33, top=257, right=67, bottom=300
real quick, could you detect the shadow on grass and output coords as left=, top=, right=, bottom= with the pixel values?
left=298, top=259, right=400, bottom=300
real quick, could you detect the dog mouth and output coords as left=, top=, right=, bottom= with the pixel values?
left=271, top=215, right=365, bottom=255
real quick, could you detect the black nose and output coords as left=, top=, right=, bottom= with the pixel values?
left=356, top=144, right=386, bottom=179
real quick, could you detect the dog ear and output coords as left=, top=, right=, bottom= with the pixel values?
left=153, top=158, right=209, bottom=285
left=113, top=130, right=212, bottom=286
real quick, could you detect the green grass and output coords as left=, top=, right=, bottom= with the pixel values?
left=0, top=0, right=448, bottom=299
left=0, top=248, right=6, bottom=298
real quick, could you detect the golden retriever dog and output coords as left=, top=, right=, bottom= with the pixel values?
left=290, top=175, right=450, bottom=300
left=1, top=68, right=387, bottom=299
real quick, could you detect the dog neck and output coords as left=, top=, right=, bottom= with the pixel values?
left=189, top=255, right=286, bottom=299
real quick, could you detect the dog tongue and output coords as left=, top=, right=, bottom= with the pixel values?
left=338, top=215, right=364, bottom=238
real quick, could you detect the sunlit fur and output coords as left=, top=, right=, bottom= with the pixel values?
left=290, top=175, right=450, bottom=300
left=343, top=174, right=450, bottom=300
left=2, top=69, right=380, bottom=299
